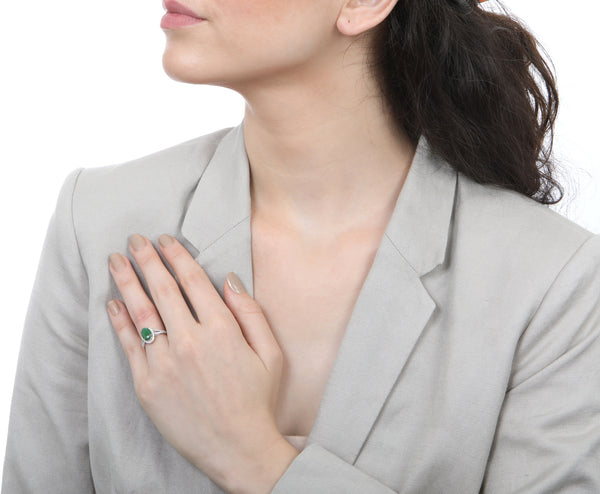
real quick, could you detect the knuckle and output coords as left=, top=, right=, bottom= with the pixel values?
left=154, top=279, right=180, bottom=302
left=169, top=243, right=188, bottom=261
left=179, top=268, right=204, bottom=290
left=112, top=314, right=130, bottom=333
left=205, top=313, right=235, bottom=333
left=240, top=299, right=262, bottom=315
left=132, top=247, right=154, bottom=266
left=173, top=335, right=196, bottom=360
left=167, top=244, right=192, bottom=268
left=117, top=271, right=138, bottom=289
left=170, top=241, right=196, bottom=262
left=131, top=305, right=157, bottom=327
left=123, top=337, right=140, bottom=356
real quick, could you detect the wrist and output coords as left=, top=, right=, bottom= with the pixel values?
left=227, top=436, right=300, bottom=494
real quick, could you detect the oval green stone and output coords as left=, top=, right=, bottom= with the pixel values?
left=141, top=328, right=153, bottom=341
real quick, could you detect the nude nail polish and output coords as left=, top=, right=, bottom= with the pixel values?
left=129, top=234, right=146, bottom=251
left=109, top=253, right=126, bottom=271
left=226, top=272, right=246, bottom=294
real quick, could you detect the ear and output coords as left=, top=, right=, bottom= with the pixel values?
left=336, top=0, right=399, bottom=37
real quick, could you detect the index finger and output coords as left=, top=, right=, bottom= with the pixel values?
left=157, top=234, right=232, bottom=325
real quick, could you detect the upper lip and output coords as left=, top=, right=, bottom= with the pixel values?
left=162, top=0, right=205, bottom=19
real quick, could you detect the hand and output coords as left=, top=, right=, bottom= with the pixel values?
left=106, top=233, right=299, bottom=494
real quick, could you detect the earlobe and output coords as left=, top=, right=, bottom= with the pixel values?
left=336, top=0, right=398, bottom=37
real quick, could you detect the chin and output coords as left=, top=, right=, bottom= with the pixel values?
left=161, top=47, right=239, bottom=88
left=162, top=48, right=205, bottom=84
left=161, top=53, right=250, bottom=94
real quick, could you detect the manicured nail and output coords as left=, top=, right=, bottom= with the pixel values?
left=130, top=234, right=146, bottom=251
left=159, top=234, right=174, bottom=248
left=109, top=253, right=126, bottom=271
left=107, top=300, right=121, bottom=316
left=226, top=272, right=246, bottom=294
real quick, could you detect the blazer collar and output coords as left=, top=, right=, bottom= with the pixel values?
left=182, top=122, right=456, bottom=281
left=181, top=122, right=458, bottom=463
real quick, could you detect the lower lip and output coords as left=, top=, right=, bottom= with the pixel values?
left=161, top=12, right=205, bottom=29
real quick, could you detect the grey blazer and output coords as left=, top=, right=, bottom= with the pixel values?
left=3, top=123, right=600, bottom=493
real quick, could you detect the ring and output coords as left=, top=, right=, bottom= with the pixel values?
left=141, top=327, right=168, bottom=348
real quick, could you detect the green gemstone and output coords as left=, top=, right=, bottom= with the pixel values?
left=141, top=328, right=153, bottom=341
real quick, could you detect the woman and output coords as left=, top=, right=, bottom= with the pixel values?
left=3, top=0, right=599, bottom=492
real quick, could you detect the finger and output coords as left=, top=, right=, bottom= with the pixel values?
left=107, top=299, right=148, bottom=383
left=156, top=234, right=232, bottom=325
left=108, top=252, right=170, bottom=361
left=127, top=234, right=198, bottom=337
left=224, top=273, right=283, bottom=374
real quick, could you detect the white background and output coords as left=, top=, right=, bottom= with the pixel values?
left=1, top=0, right=598, bottom=481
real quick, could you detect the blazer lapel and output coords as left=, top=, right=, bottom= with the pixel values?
left=307, top=140, right=458, bottom=464
left=181, top=122, right=458, bottom=464
left=181, top=124, right=255, bottom=299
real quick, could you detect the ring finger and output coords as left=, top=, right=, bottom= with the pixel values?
left=108, top=252, right=170, bottom=361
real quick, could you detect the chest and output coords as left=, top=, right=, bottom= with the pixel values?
left=250, top=225, right=381, bottom=437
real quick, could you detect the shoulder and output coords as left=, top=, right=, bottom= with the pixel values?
left=61, top=126, right=232, bottom=225
left=51, top=126, right=235, bottom=260
left=72, top=126, right=233, bottom=204
left=457, top=171, right=592, bottom=239
left=450, top=172, right=599, bottom=299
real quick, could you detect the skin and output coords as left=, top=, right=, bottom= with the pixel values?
left=162, top=0, right=414, bottom=239
left=108, top=236, right=291, bottom=493
left=108, top=0, right=415, bottom=492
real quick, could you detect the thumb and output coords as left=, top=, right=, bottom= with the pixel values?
left=224, top=272, right=283, bottom=372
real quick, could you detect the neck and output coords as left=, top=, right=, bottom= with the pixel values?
left=238, top=43, right=416, bottom=243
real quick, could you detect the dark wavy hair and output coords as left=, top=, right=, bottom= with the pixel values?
left=369, top=0, right=562, bottom=204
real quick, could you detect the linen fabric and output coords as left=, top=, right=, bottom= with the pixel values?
left=3, top=122, right=600, bottom=493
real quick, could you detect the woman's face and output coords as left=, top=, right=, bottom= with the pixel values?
left=161, top=0, right=346, bottom=91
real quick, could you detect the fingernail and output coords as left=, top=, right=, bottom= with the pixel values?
left=159, top=234, right=174, bottom=248
left=107, top=300, right=121, bottom=316
left=226, top=272, right=246, bottom=294
left=129, top=234, right=146, bottom=251
left=109, top=253, right=126, bottom=271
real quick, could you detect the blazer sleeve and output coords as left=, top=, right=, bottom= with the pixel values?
left=271, top=443, right=397, bottom=493
left=481, top=234, right=600, bottom=493
left=2, top=169, right=94, bottom=493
